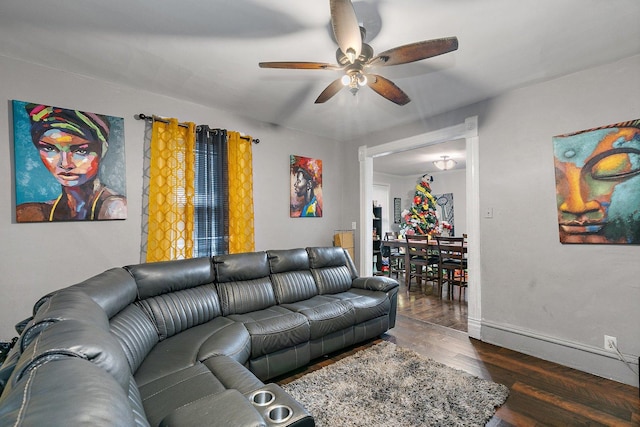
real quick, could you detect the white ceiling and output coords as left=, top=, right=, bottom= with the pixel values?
left=373, top=138, right=466, bottom=176
left=1, top=0, right=639, bottom=175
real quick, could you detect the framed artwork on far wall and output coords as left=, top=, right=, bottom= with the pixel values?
left=290, top=155, right=323, bottom=217
left=13, top=100, right=127, bottom=222
left=552, top=119, right=640, bottom=244
left=393, top=197, right=402, bottom=224
left=434, top=193, right=455, bottom=234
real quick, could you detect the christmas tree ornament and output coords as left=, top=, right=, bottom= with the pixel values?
left=400, top=175, right=439, bottom=237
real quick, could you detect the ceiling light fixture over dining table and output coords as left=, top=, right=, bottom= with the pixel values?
left=433, top=155, right=457, bottom=171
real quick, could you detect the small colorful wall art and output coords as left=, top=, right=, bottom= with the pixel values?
left=435, top=193, right=455, bottom=234
left=290, top=155, right=323, bottom=217
left=13, top=100, right=127, bottom=222
left=552, top=119, right=640, bottom=244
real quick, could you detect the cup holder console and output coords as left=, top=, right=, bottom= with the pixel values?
left=245, top=384, right=313, bottom=426
left=250, top=390, right=275, bottom=407
left=268, top=405, right=292, bottom=424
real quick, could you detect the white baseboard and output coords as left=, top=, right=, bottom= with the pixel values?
left=467, top=316, right=482, bottom=340
left=481, top=320, right=639, bottom=388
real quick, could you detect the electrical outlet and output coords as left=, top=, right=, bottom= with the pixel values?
left=604, top=335, right=617, bottom=352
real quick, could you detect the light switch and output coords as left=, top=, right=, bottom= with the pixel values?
left=484, top=208, right=493, bottom=219
left=351, top=222, right=357, bottom=229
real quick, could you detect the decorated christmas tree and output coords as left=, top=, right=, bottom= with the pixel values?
left=400, top=174, right=439, bottom=237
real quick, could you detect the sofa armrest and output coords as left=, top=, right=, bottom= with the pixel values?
left=0, top=358, right=136, bottom=427
left=159, top=389, right=265, bottom=427
left=351, top=276, right=399, bottom=292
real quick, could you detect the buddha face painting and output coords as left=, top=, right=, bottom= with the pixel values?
left=553, top=121, right=640, bottom=244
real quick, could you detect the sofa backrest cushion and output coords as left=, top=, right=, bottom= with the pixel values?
left=20, top=288, right=109, bottom=352
left=216, top=278, right=276, bottom=316
left=306, top=247, right=354, bottom=295
left=214, top=252, right=276, bottom=316
left=137, top=284, right=222, bottom=340
left=126, top=257, right=214, bottom=300
left=110, top=304, right=159, bottom=374
left=267, top=249, right=318, bottom=304
left=214, top=251, right=270, bottom=282
left=267, top=248, right=309, bottom=273
left=70, top=268, right=138, bottom=318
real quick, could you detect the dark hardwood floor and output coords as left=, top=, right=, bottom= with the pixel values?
left=278, top=277, right=640, bottom=426
left=398, top=276, right=468, bottom=332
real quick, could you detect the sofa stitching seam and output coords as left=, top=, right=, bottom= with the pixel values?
left=142, top=370, right=209, bottom=400
left=14, top=366, right=36, bottom=427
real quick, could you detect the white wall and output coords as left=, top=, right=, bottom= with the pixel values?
left=0, top=56, right=347, bottom=339
left=351, top=55, right=640, bottom=386
left=477, top=55, right=640, bottom=387
left=371, top=184, right=387, bottom=234
left=373, top=175, right=403, bottom=232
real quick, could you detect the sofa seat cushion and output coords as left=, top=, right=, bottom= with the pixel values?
left=138, top=363, right=226, bottom=427
left=197, top=319, right=251, bottom=363
left=281, top=296, right=356, bottom=340
left=134, top=317, right=250, bottom=387
left=228, top=307, right=310, bottom=358
left=325, top=288, right=391, bottom=323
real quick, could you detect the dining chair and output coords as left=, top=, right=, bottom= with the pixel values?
left=405, top=234, right=439, bottom=293
left=383, top=232, right=403, bottom=279
left=434, top=236, right=467, bottom=300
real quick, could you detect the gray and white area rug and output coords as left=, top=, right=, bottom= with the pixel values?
left=282, top=341, right=509, bottom=426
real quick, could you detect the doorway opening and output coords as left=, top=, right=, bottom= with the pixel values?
left=358, top=116, right=481, bottom=339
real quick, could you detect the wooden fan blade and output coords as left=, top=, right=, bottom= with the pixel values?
left=259, top=61, right=342, bottom=70
left=330, top=0, right=361, bottom=62
left=367, top=74, right=411, bottom=105
left=369, top=37, right=458, bottom=67
left=315, top=78, right=345, bottom=103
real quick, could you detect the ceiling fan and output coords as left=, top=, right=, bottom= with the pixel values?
left=259, top=0, right=458, bottom=106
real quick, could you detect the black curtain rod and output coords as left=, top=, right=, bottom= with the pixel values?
left=134, top=113, right=259, bottom=144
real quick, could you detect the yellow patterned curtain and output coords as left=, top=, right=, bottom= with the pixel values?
left=146, top=118, right=196, bottom=261
left=227, top=131, right=255, bottom=253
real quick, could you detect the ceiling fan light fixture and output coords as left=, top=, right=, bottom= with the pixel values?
left=433, top=155, right=457, bottom=171
left=260, top=0, right=459, bottom=106
left=345, top=47, right=357, bottom=64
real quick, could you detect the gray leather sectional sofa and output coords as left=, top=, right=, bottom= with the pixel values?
left=0, top=247, right=399, bottom=426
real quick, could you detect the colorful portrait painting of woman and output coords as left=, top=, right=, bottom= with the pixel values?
left=13, top=100, right=127, bottom=222
left=290, top=155, right=323, bottom=217
left=553, top=119, right=640, bottom=244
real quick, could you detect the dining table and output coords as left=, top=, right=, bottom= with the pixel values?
left=379, top=238, right=436, bottom=288
left=380, top=237, right=467, bottom=289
